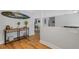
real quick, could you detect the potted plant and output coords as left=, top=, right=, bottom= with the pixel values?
left=24, top=21, right=29, bottom=37
left=24, top=21, right=28, bottom=28
left=17, top=22, right=20, bottom=28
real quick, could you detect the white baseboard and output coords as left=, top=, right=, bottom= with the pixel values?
left=0, top=41, right=4, bottom=44
left=29, top=33, right=35, bottom=36
left=40, top=40, right=61, bottom=49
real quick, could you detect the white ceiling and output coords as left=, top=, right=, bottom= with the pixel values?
left=26, top=10, right=74, bottom=18
left=0, top=10, right=74, bottom=18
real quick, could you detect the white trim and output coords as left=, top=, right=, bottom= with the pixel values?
left=0, top=41, right=4, bottom=44
left=40, top=40, right=61, bottom=49
left=29, top=33, right=34, bottom=36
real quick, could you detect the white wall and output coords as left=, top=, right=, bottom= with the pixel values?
left=0, top=10, right=34, bottom=44
left=55, top=14, right=79, bottom=26
left=40, top=27, right=79, bottom=49
left=40, top=13, right=79, bottom=27
left=40, top=12, right=79, bottom=49
left=41, top=10, right=74, bottom=18
left=38, top=10, right=74, bottom=29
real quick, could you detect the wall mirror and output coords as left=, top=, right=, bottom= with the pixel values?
left=1, top=11, right=30, bottom=19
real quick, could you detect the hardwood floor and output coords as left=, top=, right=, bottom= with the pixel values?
left=0, top=34, right=50, bottom=49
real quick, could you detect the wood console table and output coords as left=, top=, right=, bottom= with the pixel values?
left=4, top=27, right=29, bottom=44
